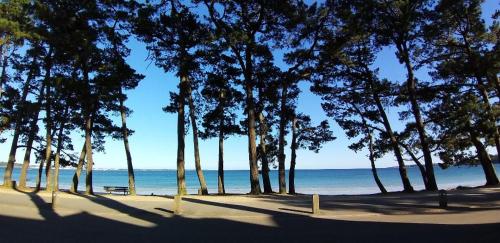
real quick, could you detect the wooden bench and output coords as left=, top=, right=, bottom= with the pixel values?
left=103, top=186, right=129, bottom=195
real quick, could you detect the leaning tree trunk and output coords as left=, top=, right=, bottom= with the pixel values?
left=399, top=142, right=431, bottom=190
left=467, top=121, right=499, bottom=185
left=70, top=143, right=86, bottom=193
left=368, top=130, right=387, bottom=194
left=277, top=82, right=288, bottom=194
left=176, top=76, right=188, bottom=195
left=18, top=82, right=46, bottom=189
left=258, top=113, right=273, bottom=193
left=371, top=82, right=414, bottom=192
left=119, top=88, right=136, bottom=196
left=288, top=117, right=298, bottom=194
left=53, top=107, right=68, bottom=192
left=3, top=59, right=37, bottom=187
left=187, top=85, right=208, bottom=195
left=399, top=43, right=438, bottom=191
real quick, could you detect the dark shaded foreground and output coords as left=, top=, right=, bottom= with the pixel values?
left=0, top=210, right=498, bottom=243
left=1, top=190, right=499, bottom=243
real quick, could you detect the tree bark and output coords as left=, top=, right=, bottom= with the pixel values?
left=371, top=80, right=414, bottom=192
left=244, top=46, right=261, bottom=195
left=399, top=142, right=430, bottom=189
left=70, top=143, right=86, bottom=193
left=119, top=88, right=136, bottom=196
left=288, top=117, right=298, bottom=194
left=277, top=82, right=288, bottom=194
left=467, top=122, right=500, bottom=185
left=258, top=113, right=273, bottom=193
left=84, top=112, right=94, bottom=195
left=398, top=43, right=438, bottom=191
left=368, top=130, right=387, bottom=194
left=53, top=107, right=69, bottom=192
left=38, top=83, right=52, bottom=191
left=176, top=76, right=187, bottom=195
left=3, top=58, right=37, bottom=187
left=187, top=84, right=208, bottom=195
left=218, top=114, right=225, bottom=194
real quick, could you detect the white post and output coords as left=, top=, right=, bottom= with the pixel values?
left=312, top=194, right=320, bottom=214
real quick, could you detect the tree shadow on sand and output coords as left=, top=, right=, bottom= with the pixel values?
left=1, top=188, right=499, bottom=243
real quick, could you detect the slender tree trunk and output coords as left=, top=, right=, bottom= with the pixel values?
left=119, top=88, right=136, bottom=196
left=3, top=59, right=36, bottom=187
left=176, top=76, right=187, bottom=195
left=245, top=83, right=261, bottom=194
left=371, top=83, right=414, bottom=192
left=277, top=82, right=288, bottom=194
left=259, top=113, right=273, bottom=193
left=18, top=83, right=44, bottom=189
left=244, top=47, right=261, bottom=195
left=43, top=81, right=54, bottom=192
left=53, top=107, right=68, bottom=192
left=399, top=142, right=431, bottom=189
left=83, top=67, right=95, bottom=195
left=368, top=130, right=387, bottom=194
left=84, top=112, right=94, bottom=195
left=399, top=44, right=438, bottom=191
left=218, top=115, right=225, bottom=195
left=352, top=103, right=387, bottom=194
left=288, top=117, right=298, bottom=194
left=70, top=143, right=86, bottom=193
left=468, top=122, right=500, bottom=185
left=187, top=84, right=208, bottom=195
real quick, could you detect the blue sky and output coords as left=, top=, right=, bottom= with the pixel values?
left=1, top=1, right=498, bottom=170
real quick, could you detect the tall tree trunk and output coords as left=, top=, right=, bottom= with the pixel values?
left=244, top=47, right=261, bottom=195
left=18, top=84, right=44, bottom=189
left=35, top=52, right=53, bottom=191
left=176, top=76, right=187, bottom=195
left=83, top=67, right=95, bottom=195
left=84, top=112, right=94, bottom=195
left=259, top=113, right=273, bottom=193
left=119, top=88, right=136, bottom=196
left=217, top=90, right=225, bottom=194
left=371, top=82, right=414, bottom=192
left=277, top=82, right=288, bottom=194
left=70, top=143, right=86, bottom=193
left=467, top=121, right=500, bottom=185
left=368, top=130, right=387, bottom=194
left=288, top=117, right=298, bottom=194
left=399, top=43, right=438, bottom=191
left=218, top=114, right=225, bottom=194
left=187, top=84, right=208, bottom=195
left=43, top=82, right=54, bottom=192
left=3, top=59, right=37, bottom=187
left=53, top=107, right=68, bottom=192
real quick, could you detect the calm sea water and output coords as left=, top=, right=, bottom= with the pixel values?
left=1, top=165, right=499, bottom=195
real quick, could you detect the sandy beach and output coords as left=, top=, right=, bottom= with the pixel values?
left=0, top=186, right=499, bottom=242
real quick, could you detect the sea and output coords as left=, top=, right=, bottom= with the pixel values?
left=1, top=165, right=499, bottom=195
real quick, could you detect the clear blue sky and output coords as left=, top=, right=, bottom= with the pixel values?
left=1, top=1, right=498, bottom=170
